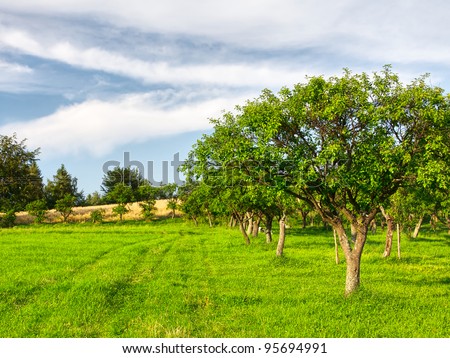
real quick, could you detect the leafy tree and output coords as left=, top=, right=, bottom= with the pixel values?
left=90, top=209, right=105, bottom=224
left=26, top=199, right=48, bottom=224
left=101, top=166, right=145, bottom=202
left=85, top=191, right=104, bottom=206
left=138, top=185, right=158, bottom=221
left=190, top=67, right=449, bottom=295
left=179, top=180, right=227, bottom=227
left=108, top=183, right=133, bottom=221
left=46, top=164, right=83, bottom=208
left=55, top=194, right=76, bottom=223
left=160, top=183, right=178, bottom=218
left=0, top=134, right=43, bottom=212
left=0, top=210, right=16, bottom=228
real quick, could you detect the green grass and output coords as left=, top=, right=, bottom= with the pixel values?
left=0, top=219, right=448, bottom=337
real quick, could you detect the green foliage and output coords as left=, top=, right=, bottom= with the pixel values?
left=0, top=222, right=448, bottom=337
left=0, top=210, right=16, bottom=228
left=54, top=194, right=76, bottom=223
left=108, top=183, right=134, bottom=222
left=138, top=185, right=158, bottom=221
left=26, top=199, right=48, bottom=224
left=185, top=67, right=450, bottom=293
left=85, top=191, right=104, bottom=206
left=90, top=209, right=105, bottom=224
left=112, top=204, right=129, bottom=222
left=45, top=164, right=83, bottom=209
left=139, top=202, right=156, bottom=221
left=0, top=134, right=43, bottom=211
left=101, top=167, right=145, bottom=203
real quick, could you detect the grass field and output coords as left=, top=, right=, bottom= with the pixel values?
left=0, top=219, right=448, bottom=338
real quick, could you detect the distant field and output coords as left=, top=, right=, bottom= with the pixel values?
left=0, top=220, right=448, bottom=337
left=14, top=199, right=179, bottom=225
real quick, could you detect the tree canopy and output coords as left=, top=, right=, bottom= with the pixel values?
left=185, top=66, right=450, bottom=295
left=0, top=134, right=43, bottom=212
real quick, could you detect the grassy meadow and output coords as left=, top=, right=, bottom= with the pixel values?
left=0, top=219, right=448, bottom=338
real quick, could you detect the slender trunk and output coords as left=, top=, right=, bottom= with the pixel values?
left=265, top=215, right=273, bottom=243
left=333, top=229, right=340, bottom=264
left=380, top=207, right=394, bottom=258
left=252, top=217, right=260, bottom=237
left=207, top=212, right=213, bottom=228
left=345, top=255, right=361, bottom=296
left=370, top=219, right=377, bottom=234
left=276, top=213, right=286, bottom=257
left=246, top=214, right=253, bottom=236
left=430, top=214, right=438, bottom=231
left=412, top=215, right=424, bottom=239
left=383, top=218, right=394, bottom=257
left=397, top=223, right=401, bottom=259
left=192, top=217, right=198, bottom=226
left=301, top=211, right=308, bottom=228
left=228, top=215, right=236, bottom=228
left=238, top=220, right=251, bottom=245
left=334, top=220, right=368, bottom=296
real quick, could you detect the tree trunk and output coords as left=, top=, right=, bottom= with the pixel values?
left=345, top=255, right=361, bottom=296
left=246, top=213, right=253, bottom=236
left=300, top=210, right=308, bottom=228
left=380, top=207, right=394, bottom=258
left=207, top=211, right=213, bottom=228
left=333, top=229, right=340, bottom=264
left=276, top=213, right=286, bottom=257
left=397, top=223, right=401, bottom=259
left=370, top=219, right=377, bottom=234
left=430, top=214, right=438, bottom=231
left=265, top=215, right=273, bottom=243
left=333, top=220, right=368, bottom=296
left=412, top=215, right=424, bottom=239
left=228, top=215, right=236, bottom=228
left=252, top=216, right=260, bottom=237
left=238, top=220, right=251, bottom=245
left=192, top=217, right=198, bottom=226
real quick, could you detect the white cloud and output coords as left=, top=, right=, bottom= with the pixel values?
left=0, top=59, right=32, bottom=74
left=0, top=26, right=315, bottom=88
left=0, top=91, right=249, bottom=158
left=2, top=0, right=450, bottom=65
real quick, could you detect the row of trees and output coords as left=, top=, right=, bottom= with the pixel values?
left=0, top=134, right=84, bottom=226
left=2, top=67, right=449, bottom=296
left=178, top=66, right=450, bottom=295
left=0, top=135, right=179, bottom=224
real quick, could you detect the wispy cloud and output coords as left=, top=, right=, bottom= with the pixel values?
left=0, top=59, right=32, bottom=74
left=0, top=25, right=315, bottom=89
left=0, top=90, right=249, bottom=158
left=2, top=0, right=450, bottom=64
left=1, top=0, right=450, bottom=163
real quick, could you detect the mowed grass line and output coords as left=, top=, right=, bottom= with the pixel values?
left=0, top=221, right=449, bottom=337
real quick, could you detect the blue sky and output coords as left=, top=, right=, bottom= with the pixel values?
left=1, top=0, right=450, bottom=194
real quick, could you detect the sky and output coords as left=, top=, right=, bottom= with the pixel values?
left=1, top=0, right=450, bottom=195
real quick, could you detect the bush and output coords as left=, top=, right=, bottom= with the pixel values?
left=55, top=194, right=76, bottom=223
left=140, top=200, right=156, bottom=221
left=26, top=199, right=47, bottom=224
left=112, top=204, right=129, bottom=222
left=0, top=210, right=16, bottom=228
left=90, top=209, right=105, bottom=224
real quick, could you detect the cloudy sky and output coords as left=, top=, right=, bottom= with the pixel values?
left=1, top=0, right=450, bottom=194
